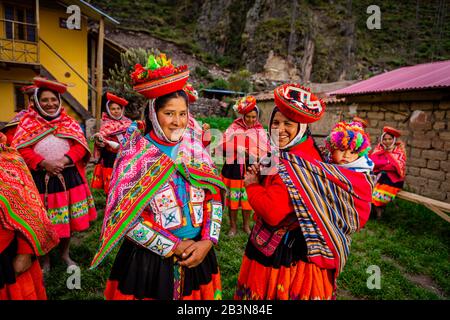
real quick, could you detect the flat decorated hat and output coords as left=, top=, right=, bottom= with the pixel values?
left=106, top=92, right=128, bottom=107
left=183, top=83, right=198, bottom=103
left=273, top=83, right=325, bottom=123
left=233, top=95, right=257, bottom=115
left=383, top=126, right=401, bottom=138
left=33, top=77, right=67, bottom=94
left=21, top=85, right=37, bottom=97
left=131, top=53, right=189, bottom=99
left=352, top=116, right=369, bottom=128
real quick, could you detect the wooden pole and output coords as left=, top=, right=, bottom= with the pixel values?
left=95, top=17, right=105, bottom=132
left=35, top=0, right=40, bottom=64
left=90, top=37, right=96, bottom=114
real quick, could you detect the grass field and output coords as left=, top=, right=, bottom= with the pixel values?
left=44, top=117, right=449, bottom=300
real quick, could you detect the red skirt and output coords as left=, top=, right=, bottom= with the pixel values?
left=234, top=228, right=334, bottom=300
left=91, top=148, right=117, bottom=194
left=32, top=166, right=97, bottom=238
left=104, top=239, right=222, bottom=300
left=0, top=239, right=47, bottom=300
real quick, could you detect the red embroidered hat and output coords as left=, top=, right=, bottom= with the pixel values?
left=131, top=53, right=189, bottom=99
left=106, top=92, right=128, bottom=107
left=33, top=77, right=67, bottom=94
left=352, top=116, right=369, bottom=128
left=383, top=126, right=401, bottom=138
left=21, top=85, right=37, bottom=97
left=273, top=83, right=325, bottom=123
left=233, top=95, right=257, bottom=115
left=183, top=83, right=198, bottom=103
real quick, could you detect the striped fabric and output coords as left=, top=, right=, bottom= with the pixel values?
left=279, top=151, right=374, bottom=276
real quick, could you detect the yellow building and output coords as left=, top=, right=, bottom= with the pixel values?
left=0, top=0, right=118, bottom=126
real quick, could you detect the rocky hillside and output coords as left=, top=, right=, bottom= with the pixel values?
left=88, top=0, right=450, bottom=83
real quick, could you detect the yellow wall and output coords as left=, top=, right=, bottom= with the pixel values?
left=0, top=68, right=36, bottom=122
left=39, top=6, right=89, bottom=109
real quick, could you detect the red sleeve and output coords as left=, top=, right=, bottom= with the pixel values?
left=16, top=233, right=34, bottom=255
left=65, top=141, right=87, bottom=164
left=0, top=227, right=15, bottom=253
left=246, top=174, right=294, bottom=227
left=4, top=126, right=16, bottom=146
left=18, top=146, right=45, bottom=171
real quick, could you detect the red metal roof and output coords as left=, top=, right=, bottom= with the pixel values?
left=329, top=60, right=450, bottom=96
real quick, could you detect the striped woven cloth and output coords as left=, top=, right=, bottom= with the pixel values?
left=279, top=151, right=374, bottom=276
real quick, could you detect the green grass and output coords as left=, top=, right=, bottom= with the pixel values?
left=44, top=120, right=449, bottom=300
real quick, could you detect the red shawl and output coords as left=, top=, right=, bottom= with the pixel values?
left=370, top=142, right=407, bottom=183
left=0, top=143, right=59, bottom=255
left=223, top=118, right=269, bottom=162
left=11, top=108, right=90, bottom=163
left=94, top=113, right=132, bottom=159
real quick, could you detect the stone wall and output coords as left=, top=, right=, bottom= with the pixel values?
left=189, top=97, right=228, bottom=118
left=310, top=93, right=450, bottom=203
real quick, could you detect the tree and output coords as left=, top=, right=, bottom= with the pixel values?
left=105, top=48, right=158, bottom=119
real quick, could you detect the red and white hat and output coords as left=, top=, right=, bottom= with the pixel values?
left=32, top=77, right=68, bottom=118
left=273, top=83, right=325, bottom=123
left=131, top=53, right=189, bottom=99
left=106, top=92, right=128, bottom=107
left=183, top=83, right=198, bottom=103
left=383, top=126, right=401, bottom=138
left=233, top=95, right=257, bottom=115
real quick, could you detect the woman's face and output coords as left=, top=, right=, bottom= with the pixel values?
left=156, top=96, right=188, bottom=141
left=270, top=111, right=299, bottom=148
left=382, top=133, right=394, bottom=149
left=244, top=110, right=258, bottom=127
left=109, top=103, right=123, bottom=118
left=39, top=90, right=60, bottom=115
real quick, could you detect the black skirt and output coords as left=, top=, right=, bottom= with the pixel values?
left=100, top=148, right=117, bottom=168
left=378, top=172, right=405, bottom=188
left=108, top=238, right=220, bottom=300
left=244, top=227, right=309, bottom=268
left=0, top=238, right=17, bottom=289
left=31, top=166, right=84, bottom=194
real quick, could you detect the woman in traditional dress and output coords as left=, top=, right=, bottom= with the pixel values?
left=11, top=77, right=96, bottom=271
left=234, top=84, right=374, bottom=300
left=221, top=96, right=269, bottom=236
left=91, top=92, right=132, bottom=194
left=0, top=132, right=59, bottom=300
left=91, top=53, right=226, bottom=300
left=370, top=126, right=407, bottom=219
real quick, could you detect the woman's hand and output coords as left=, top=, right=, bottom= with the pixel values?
left=202, top=123, right=210, bottom=131
left=174, top=239, right=195, bottom=258
left=40, top=159, right=64, bottom=175
left=244, top=164, right=260, bottom=186
left=94, top=134, right=105, bottom=147
left=13, top=254, right=33, bottom=275
left=178, top=240, right=213, bottom=268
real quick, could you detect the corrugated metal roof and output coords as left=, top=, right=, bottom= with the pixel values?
left=329, top=60, right=450, bottom=96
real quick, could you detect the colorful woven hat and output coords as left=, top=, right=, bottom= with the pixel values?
left=33, top=77, right=67, bottom=94
left=273, top=83, right=325, bottom=123
left=106, top=92, right=128, bottom=107
left=183, top=83, right=198, bottom=103
left=233, top=95, right=257, bottom=115
left=352, top=116, right=369, bottom=128
left=325, top=121, right=371, bottom=156
left=383, top=126, right=401, bottom=138
left=131, top=53, right=189, bottom=99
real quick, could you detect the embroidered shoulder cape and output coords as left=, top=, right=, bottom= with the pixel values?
left=0, top=143, right=59, bottom=255
left=91, top=121, right=226, bottom=268
left=11, top=108, right=90, bottom=163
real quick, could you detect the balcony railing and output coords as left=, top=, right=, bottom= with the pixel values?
left=0, top=18, right=39, bottom=64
